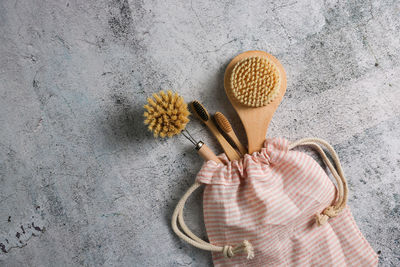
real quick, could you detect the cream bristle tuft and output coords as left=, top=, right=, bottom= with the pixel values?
left=143, top=90, right=190, bottom=138
left=230, top=56, right=281, bottom=107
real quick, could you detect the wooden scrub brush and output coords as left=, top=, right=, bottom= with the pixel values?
left=144, top=90, right=221, bottom=163
left=224, top=51, right=287, bottom=154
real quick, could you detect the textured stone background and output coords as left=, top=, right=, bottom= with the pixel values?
left=0, top=0, right=399, bottom=266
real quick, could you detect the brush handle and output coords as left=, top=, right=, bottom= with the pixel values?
left=227, top=132, right=247, bottom=155
left=205, top=121, right=241, bottom=161
left=196, top=142, right=222, bottom=163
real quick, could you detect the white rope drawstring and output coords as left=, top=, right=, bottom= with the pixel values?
left=171, top=181, right=255, bottom=260
left=289, top=138, right=348, bottom=226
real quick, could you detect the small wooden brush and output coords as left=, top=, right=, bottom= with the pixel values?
left=214, top=112, right=247, bottom=155
left=190, top=101, right=240, bottom=161
left=144, top=90, right=221, bottom=163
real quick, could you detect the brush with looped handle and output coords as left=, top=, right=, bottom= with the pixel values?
left=144, top=90, right=221, bottom=163
left=224, top=51, right=287, bottom=154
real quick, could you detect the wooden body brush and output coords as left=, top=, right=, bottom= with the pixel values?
left=224, top=51, right=287, bottom=154
left=214, top=112, right=247, bottom=155
left=144, top=90, right=221, bottom=163
left=191, top=101, right=241, bottom=161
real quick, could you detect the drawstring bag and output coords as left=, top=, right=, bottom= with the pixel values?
left=172, top=137, right=378, bottom=266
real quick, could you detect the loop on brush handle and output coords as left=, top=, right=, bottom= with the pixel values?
left=171, top=181, right=254, bottom=260
left=288, top=138, right=348, bottom=226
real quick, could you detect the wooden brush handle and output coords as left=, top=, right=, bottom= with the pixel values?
left=227, top=132, right=247, bottom=155
left=197, top=143, right=222, bottom=163
left=205, top=121, right=241, bottom=161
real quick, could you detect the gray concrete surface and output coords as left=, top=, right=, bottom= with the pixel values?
left=0, top=0, right=399, bottom=266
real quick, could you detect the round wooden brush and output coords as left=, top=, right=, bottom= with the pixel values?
left=144, top=90, right=221, bottom=163
left=214, top=112, right=247, bottom=155
left=224, top=51, right=287, bottom=154
left=230, top=56, right=281, bottom=108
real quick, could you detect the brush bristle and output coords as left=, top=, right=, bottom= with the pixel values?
left=143, top=90, right=190, bottom=138
left=230, top=56, right=281, bottom=107
left=214, top=112, right=232, bottom=133
left=191, top=101, right=209, bottom=122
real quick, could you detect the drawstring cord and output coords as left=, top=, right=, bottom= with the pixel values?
left=171, top=137, right=348, bottom=260
left=289, top=138, right=348, bottom=226
left=171, top=181, right=255, bottom=260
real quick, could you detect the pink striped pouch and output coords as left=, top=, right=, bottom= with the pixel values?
left=172, top=137, right=378, bottom=266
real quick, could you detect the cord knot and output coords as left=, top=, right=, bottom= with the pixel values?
left=222, top=240, right=254, bottom=259
left=222, top=245, right=234, bottom=258
left=315, top=206, right=339, bottom=226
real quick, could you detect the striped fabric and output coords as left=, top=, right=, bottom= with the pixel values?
left=197, top=138, right=378, bottom=266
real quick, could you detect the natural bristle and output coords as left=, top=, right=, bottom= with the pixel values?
left=230, top=56, right=281, bottom=107
left=190, top=101, right=209, bottom=122
left=214, top=112, right=232, bottom=133
left=143, top=90, right=190, bottom=138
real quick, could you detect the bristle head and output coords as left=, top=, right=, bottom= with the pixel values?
left=230, top=56, right=281, bottom=107
left=190, top=101, right=209, bottom=122
left=214, top=112, right=232, bottom=133
left=143, top=90, right=190, bottom=138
